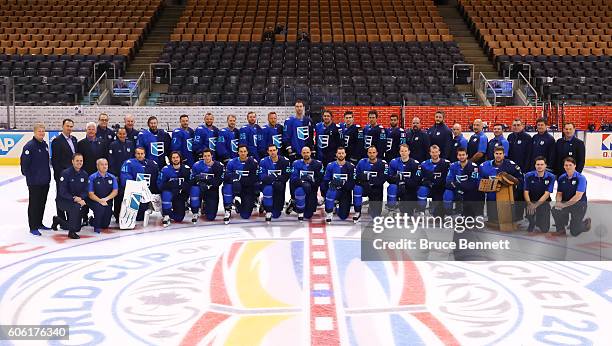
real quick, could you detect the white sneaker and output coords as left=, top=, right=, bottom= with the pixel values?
left=353, top=212, right=361, bottom=223
left=224, top=210, right=231, bottom=224
left=143, top=209, right=152, bottom=227
left=162, top=215, right=170, bottom=228
left=191, top=213, right=199, bottom=224
left=265, top=212, right=272, bottom=223
left=298, top=213, right=304, bottom=222
left=325, top=212, right=332, bottom=224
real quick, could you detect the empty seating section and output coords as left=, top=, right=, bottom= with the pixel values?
left=157, top=41, right=465, bottom=106
left=0, top=0, right=163, bottom=105
left=172, top=0, right=453, bottom=42
left=459, top=0, right=612, bottom=105
left=459, top=0, right=612, bottom=59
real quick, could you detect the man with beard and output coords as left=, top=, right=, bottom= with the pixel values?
left=96, top=113, right=115, bottom=148
left=171, top=114, right=195, bottom=166
left=222, top=144, right=259, bottom=223
left=362, top=110, right=386, bottom=159
left=123, top=114, right=139, bottom=150
left=354, top=146, right=388, bottom=220
left=290, top=146, right=324, bottom=221
left=530, top=118, right=555, bottom=171
left=315, top=110, right=342, bottom=166
left=158, top=151, right=192, bottom=227
left=137, top=116, right=171, bottom=168
left=507, top=118, right=532, bottom=172
left=384, top=114, right=406, bottom=163
left=120, top=147, right=160, bottom=222
left=322, top=147, right=355, bottom=223
left=486, top=123, right=509, bottom=160
left=406, top=117, right=431, bottom=163
left=553, top=122, right=585, bottom=176
left=283, top=100, right=315, bottom=162
left=194, top=112, right=219, bottom=160
left=443, top=147, right=483, bottom=216
left=259, top=144, right=292, bottom=222
left=108, top=127, right=134, bottom=223
left=239, top=111, right=263, bottom=159
left=217, top=114, right=240, bottom=165
left=417, top=145, right=451, bottom=216
left=427, top=110, right=453, bottom=159
left=260, top=111, right=284, bottom=158
left=339, top=111, right=363, bottom=165
left=190, top=149, right=225, bottom=222
left=386, top=144, right=421, bottom=214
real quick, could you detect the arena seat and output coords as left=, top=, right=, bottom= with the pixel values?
left=0, top=0, right=163, bottom=105
left=156, top=41, right=465, bottom=106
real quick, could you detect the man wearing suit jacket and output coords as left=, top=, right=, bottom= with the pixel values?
left=51, top=119, right=77, bottom=222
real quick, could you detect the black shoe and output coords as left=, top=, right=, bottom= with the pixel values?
left=68, top=231, right=80, bottom=239
left=51, top=216, right=60, bottom=231
left=285, top=200, right=295, bottom=215
left=88, top=216, right=94, bottom=227
left=81, top=218, right=88, bottom=227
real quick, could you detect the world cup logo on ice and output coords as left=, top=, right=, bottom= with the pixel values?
left=151, top=142, right=164, bottom=157
left=297, top=126, right=309, bottom=140
left=318, top=134, right=329, bottom=148
left=601, top=134, right=612, bottom=157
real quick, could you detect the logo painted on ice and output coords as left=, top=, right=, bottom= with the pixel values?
left=272, top=134, right=282, bottom=148
left=150, top=142, right=164, bottom=157
left=0, top=134, right=24, bottom=155
left=136, top=173, right=151, bottom=187
left=186, top=138, right=193, bottom=152
left=209, top=137, right=217, bottom=151
left=297, top=126, right=309, bottom=140
left=318, top=135, right=329, bottom=148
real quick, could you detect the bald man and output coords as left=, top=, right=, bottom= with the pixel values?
left=467, top=119, right=488, bottom=165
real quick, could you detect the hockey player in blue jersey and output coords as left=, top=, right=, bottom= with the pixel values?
left=120, top=147, right=160, bottom=221
left=193, top=112, right=220, bottom=159
left=355, top=146, right=388, bottom=220
left=290, top=146, right=324, bottom=221
left=136, top=116, right=171, bottom=168
left=363, top=110, right=386, bottom=159
left=417, top=145, right=451, bottom=215
left=171, top=114, right=195, bottom=166
left=259, top=144, right=292, bottom=222
left=386, top=144, right=421, bottom=214
left=260, top=111, right=284, bottom=158
left=427, top=111, right=453, bottom=159
left=406, top=117, right=431, bottom=163
left=443, top=147, right=482, bottom=216
left=158, top=151, right=192, bottom=227
left=450, top=123, right=468, bottom=163
left=315, top=110, right=342, bottom=166
left=190, top=149, right=224, bottom=222
left=486, top=124, right=510, bottom=160
left=217, top=114, right=240, bottom=164
left=480, top=146, right=523, bottom=223
left=239, top=111, right=263, bottom=159
left=384, top=114, right=406, bottom=163
left=340, top=111, right=364, bottom=165
left=283, top=100, right=315, bottom=161
left=222, top=144, right=259, bottom=223
left=467, top=118, right=488, bottom=165
left=322, top=147, right=355, bottom=223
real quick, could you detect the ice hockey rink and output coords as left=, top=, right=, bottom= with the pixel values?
left=1, top=165, right=611, bottom=346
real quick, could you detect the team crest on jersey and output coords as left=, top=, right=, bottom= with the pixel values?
left=456, top=174, right=469, bottom=182
left=151, top=142, right=164, bottom=157
left=300, top=170, right=315, bottom=180
left=318, top=134, right=329, bottom=148
left=177, top=178, right=184, bottom=186
left=544, top=179, right=550, bottom=185
left=386, top=138, right=393, bottom=152
left=343, top=135, right=350, bottom=147
left=186, top=138, right=193, bottom=152
left=433, top=172, right=442, bottom=179
left=364, top=135, right=373, bottom=148
left=540, top=140, right=544, bottom=145
left=572, top=180, right=577, bottom=185
left=333, top=173, right=348, bottom=183
left=297, top=126, right=309, bottom=140
left=268, top=169, right=282, bottom=177
left=209, top=137, right=217, bottom=151
left=399, top=171, right=412, bottom=180
left=517, top=140, right=522, bottom=144
left=231, top=139, right=239, bottom=153
left=364, top=171, right=378, bottom=180
left=272, top=134, right=282, bottom=148
left=136, top=173, right=151, bottom=187
left=235, top=170, right=250, bottom=180
left=107, top=179, right=113, bottom=185
left=473, top=137, right=478, bottom=142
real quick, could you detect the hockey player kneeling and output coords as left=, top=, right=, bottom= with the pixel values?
left=158, top=151, right=192, bottom=227
left=119, top=147, right=160, bottom=229
left=259, top=144, right=291, bottom=223
left=222, top=144, right=259, bottom=223
left=322, top=147, right=355, bottom=223
left=290, top=146, right=323, bottom=221
left=355, top=146, right=388, bottom=220
left=190, top=149, right=224, bottom=222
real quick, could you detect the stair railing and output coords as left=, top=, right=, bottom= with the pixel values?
left=88, top=71, right=108, bottom=105
left=129, top=71, right=147, bottom=106
left=478, top=72, right=497, bottom=106
left=517, top=72, right=538, bottom=108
